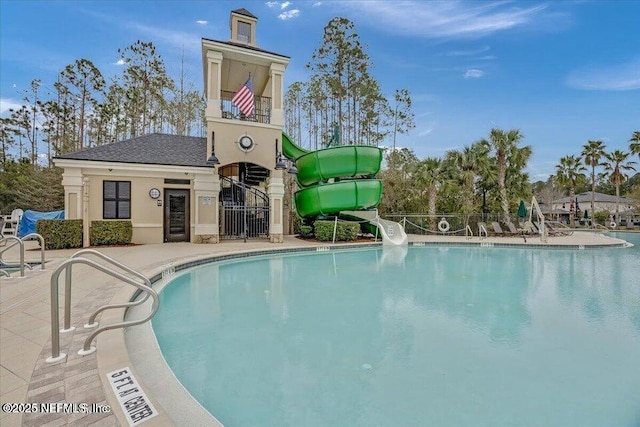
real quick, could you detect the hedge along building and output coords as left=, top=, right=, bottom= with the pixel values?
left=54, top=8, right=291, bottom=246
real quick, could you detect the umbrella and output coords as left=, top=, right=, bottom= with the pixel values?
left=517, top=200, right=528, bottom=218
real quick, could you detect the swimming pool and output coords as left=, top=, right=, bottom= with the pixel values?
left=152, top=233, right=640, bottom=426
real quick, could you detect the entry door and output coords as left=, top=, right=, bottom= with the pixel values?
left=164, top=189, right=190, bottom=242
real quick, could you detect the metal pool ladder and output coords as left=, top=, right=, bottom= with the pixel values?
left=47, top=249, right=159, bottom=363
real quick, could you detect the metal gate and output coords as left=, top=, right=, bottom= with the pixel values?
left=219, top=176, right=270, bottom=240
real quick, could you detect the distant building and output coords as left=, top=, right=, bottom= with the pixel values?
left=550, top=191, right=638, bottom=224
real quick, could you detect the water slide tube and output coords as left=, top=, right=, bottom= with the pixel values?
left=282, top=133, right=408, bottom=246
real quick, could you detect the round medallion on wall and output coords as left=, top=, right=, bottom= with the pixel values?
left=149, top=188, right=161, bottom=199
left=238, top=135, right=255, bottom=152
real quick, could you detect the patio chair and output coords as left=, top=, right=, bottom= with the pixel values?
left=2, top=209, right=22, bottom=237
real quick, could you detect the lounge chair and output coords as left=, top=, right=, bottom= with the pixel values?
left=505, top=222, right=520, bottom=235
left=546, top=221, right=573, bottom=236
left=522, top=221, right=538, bottom=234
left=491, top=222, right=506, bottom=236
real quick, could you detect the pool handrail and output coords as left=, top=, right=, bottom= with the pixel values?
left=68, top=249, right=152, bottom=330
left=0, top=236, right=26, bottom=277
left=47, top=255, right=159, bottom=363
left=0, top=233, right=45, bottom=276
left=20, top=233, right=46, bottom=270
left=478, top=223, right=488, bottom=240
left=465, top=224, right=473, bottom=240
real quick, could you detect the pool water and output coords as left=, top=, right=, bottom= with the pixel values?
left=153, top=233, right=640, bottom=427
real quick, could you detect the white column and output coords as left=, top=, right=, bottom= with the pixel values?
left=82, top=178, right=90, bottom=248
left=61, top=168, right=84, bottom=219
left=268, top=175, right=285, bottom=243
left=205, top=51, right=223, bottom=119
left=269, top=63, right=286, bottom=126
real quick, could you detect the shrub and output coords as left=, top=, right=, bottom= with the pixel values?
left=336, top=221, right=359, bottom=241
left=36, top=219, right=83, bottom=250
left=90, top=220, right=133, bottom=246
left=298, top=225, right=313, bottom=238
left=593, top=210, right=610, bottom=225
left=313, top=220, right=359, bottom=242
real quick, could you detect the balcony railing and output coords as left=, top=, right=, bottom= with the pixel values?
left=221, top=90, right=271, bottom=124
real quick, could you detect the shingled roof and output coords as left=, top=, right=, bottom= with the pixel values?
left=232, top=8, right=257, bottom=19
left=555, top=191, right=636, bottom=204
left=54, top=133, right=209, bottom=167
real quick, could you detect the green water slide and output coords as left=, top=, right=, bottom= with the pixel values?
left=282, top=133, right=383, bottom=218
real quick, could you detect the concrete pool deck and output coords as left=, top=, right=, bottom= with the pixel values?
left=0, top=231, right=633, bottom=426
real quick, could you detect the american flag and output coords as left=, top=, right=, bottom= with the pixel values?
left=232, top=77, right=254, bottom=117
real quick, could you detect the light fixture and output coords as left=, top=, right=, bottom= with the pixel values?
left=288, top=163, right=298, bottom=174
left=207, top=131, right=220, bottom=166
left=274, top=138, right=287, bottom=170
left=275, top=154, right=287, bottom=170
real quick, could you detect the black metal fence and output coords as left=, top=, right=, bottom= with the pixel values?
left=219, top=176, right=270, bottom=240
left=220, top=91, right=271, bottom=124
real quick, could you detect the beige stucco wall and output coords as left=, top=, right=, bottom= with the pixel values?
left=53, top=158, right=221, bottom=246
left=210, top=121, right=283, bottom=171
left=85, top=175, right=193, bottom=244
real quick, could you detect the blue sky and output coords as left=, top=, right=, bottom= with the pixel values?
left=1, top=0, right=638, bottom=180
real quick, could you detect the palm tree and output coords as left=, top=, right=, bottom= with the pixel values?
left=415, top=157, right=445, bottom=230
left=445, top=143, right=490, bottom=218
left=630, top=131, right=640, bottom=160
left=581, top=140, right=606, bottom=225
left=505, top=145, right=533, bottom=210
left=602, top=150, right=637, bottom=224
left=554, top=155, right=586, bottom=227
left=479, top=128, right=526, bottom=223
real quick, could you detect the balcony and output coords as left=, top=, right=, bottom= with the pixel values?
left=221, top=90, right=271, bottom=124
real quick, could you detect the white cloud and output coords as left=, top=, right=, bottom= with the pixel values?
left=464, top=69, right=484, bottom=78
left=446, top=46, right=490, bottom=56
left=567, top=59, right=640, bottom=91
left=128, top=22, right=201, bottom=54
left=115, top=58, right=127, bottom=66
left=418, top=128, right=434, bottom=137
left=313, top=1, right=322, bottom=6
left=195, top=20, right=208, bottom=25
left=340, top=1, right=548, bottom=39
left=281, top=1, right=291, bottom=9
left=0, top=98, right=23, bottom=114
left=279, top=9, right=300, bottom=20
left=266, top=1, right=279, bottom=8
